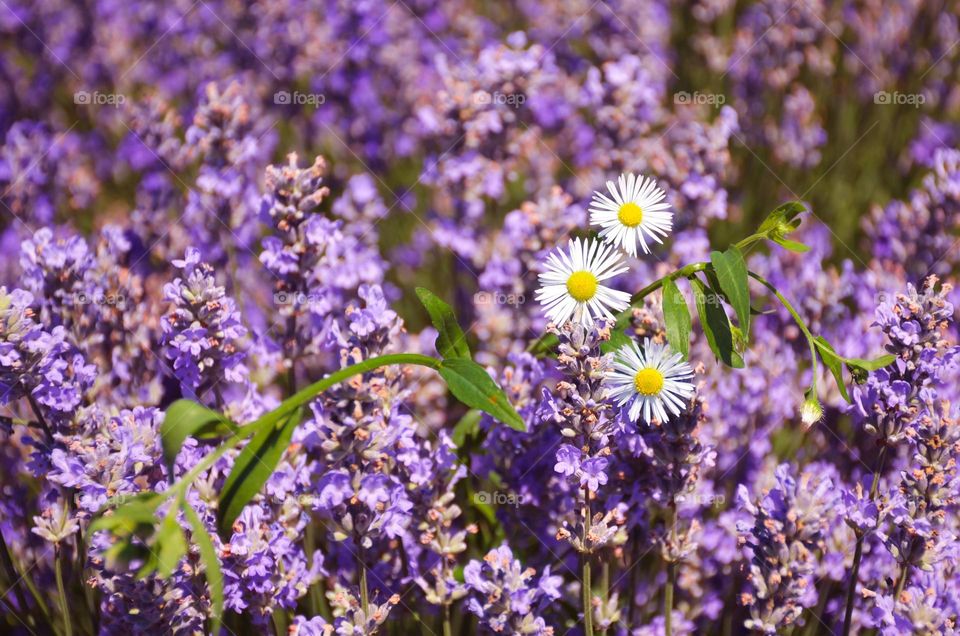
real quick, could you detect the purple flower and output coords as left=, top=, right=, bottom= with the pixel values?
left=579, top=456, right=609, bottom=491
left=554, top=444, right=582, bottom=476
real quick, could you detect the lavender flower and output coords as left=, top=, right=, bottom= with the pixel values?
left=161, top=248, right=248, bottom=401
left=463, top=545, right=559, bottom=635
left=737, top=464, right=838, bottom=634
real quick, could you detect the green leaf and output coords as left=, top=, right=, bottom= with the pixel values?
left=89, top=493, right=162, bottom=537
left=217, top=408, right=303, bottom=536
left=438, top=358, right=525, bottom=432
left=691, top=278, right=744, bottom=368
left=813, top=337, right=851, bottom=403
left=452, top=409, right=483, bottom=448
left=844, top=354, right=896, bottom=372
left=661, top=278, right=691, bottom=359
left=711, top=247, right=751, bottom=339
left=149, top=504, right=187, bottom=579
left=772, top=237, right=810, bottom=253
left=161, top=400, right=235, bottom=472
left=415, top=287, right=470, bottom=359
left=184, top=503, right=224, bottom=636
left=600, top=327, right=632, bottom=355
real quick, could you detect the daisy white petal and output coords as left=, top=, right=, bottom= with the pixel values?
left=589, top=172, right=674, bottom=257
left=535, top=238, right=631, bottom=327
left=604, top=338, right=694, bottom=424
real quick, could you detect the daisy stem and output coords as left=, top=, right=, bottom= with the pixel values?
left=629, top=263, right=709, bottom=304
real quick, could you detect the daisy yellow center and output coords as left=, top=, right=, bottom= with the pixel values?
left=634, top=368, right=664, bottom=396
left=566, top=270, right=598, bottom=302
left=618, top=202, right=643, bottom=227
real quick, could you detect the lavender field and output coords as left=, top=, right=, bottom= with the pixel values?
left=0, top=1, right=958, bottom=634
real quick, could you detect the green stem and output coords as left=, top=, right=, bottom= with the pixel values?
left=894, top=564, right=910, bottom=599
left=583, top=489, right=594, bottom=636
left=665, top=504, right=678, bottom=636
left=582, top=557, right=593, bottom=636
left=132, top=354, right=442, bottom=506
left=55, top=545, right=72, bottom=636
left=629, top=262, right=709, bottom=305
left=359, top=561, right=370, bottom=617
left=601, top=560, right=610, bottom=605
left=748, top=270, right=820, bottom=382
left=443, top=604, right=452, bottom=636
left=841, top=446, right=887, bottom=636
left=747, top=271, right=814, bottom=340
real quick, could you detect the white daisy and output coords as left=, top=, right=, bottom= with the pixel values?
left=589, top=173, right=673, bottom=256
left=535, top=237, right=630, bottom=327
left=605, top=338, right=694, bottom=424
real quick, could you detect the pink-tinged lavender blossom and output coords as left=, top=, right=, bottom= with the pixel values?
left=161, top=248, right=248, bottom=402
left=463, top=544, right=559, bottom=635
left=259, top=154, right=386, bottom=364
left=737, top=464, right=839, bottom=634
left=852, top=277, right=957, bottom=445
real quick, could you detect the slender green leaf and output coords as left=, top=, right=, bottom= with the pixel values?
left=813, top=337, right=851, bottom=403
left=772, top=237, right=810, bottom=253
left=184, top=503, right=224, bottom=636
left=161, top=400, right=235, bottom=472
left=89, top=493, right=162, bottom=536
left=661, top=278, right=691, bottom=359
left=691, top=278, right=744, bottom=368
left=150, top=505, right=187, bottom=579
left=711, top=247, right=751, bottom=339
left=438, top=358, right=525, bottom=432
left=217, top=408, right=302, bottom=536
left=415, top=287, right=470, bottom=359
left=844, top=354, right=896, bottom=372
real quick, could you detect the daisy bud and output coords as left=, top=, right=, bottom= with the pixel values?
left=800, top=393, right=822, bottom=428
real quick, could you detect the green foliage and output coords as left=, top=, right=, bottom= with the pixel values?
left=416, top=287, right=471, bottom=359
left=691, top=277, right=744, bottom=368
left=217, top=408, right=303, bottom=536
left=710, top=246, right=751, bottom=339
left=661, top=278, right=691, bottom=359
left=160, top=400, right=235, bottom=472
left=439, top=358, right=525, bottom=432
left=184, top=504, right=224, bottom=636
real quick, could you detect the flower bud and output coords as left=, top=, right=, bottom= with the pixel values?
left=800, top=394, right=823, bottom=428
